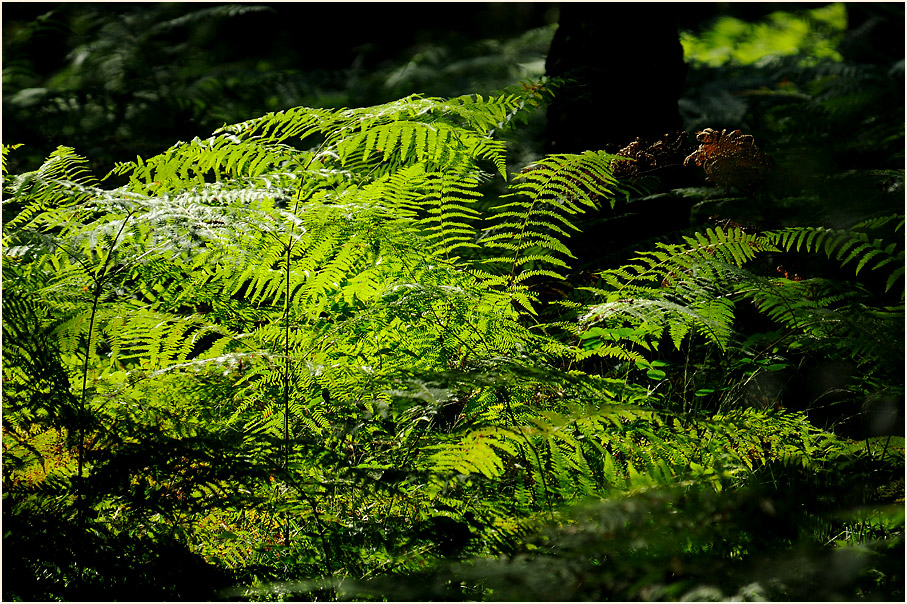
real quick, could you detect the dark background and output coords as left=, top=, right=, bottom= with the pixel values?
left=5, top=2, right=902, bottom=174
left=4, top=2, right=904, bottom=280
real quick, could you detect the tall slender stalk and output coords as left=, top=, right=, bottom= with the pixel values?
left=75, top=282, right=102, bottom=584
left=277, top=141, right=328, bottom=550
left=74, top=212, right=134, bottom=583
left=282, top=237, right=293, bottom=546
left=497, top=387, right=553, bottom=516
left=278, top=210, right=337, bottom=587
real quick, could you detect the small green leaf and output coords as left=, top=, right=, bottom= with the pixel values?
left=646, top=369, right=667, bottom=380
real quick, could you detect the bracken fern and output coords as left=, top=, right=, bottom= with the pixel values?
left=1, top=84, right=865, bottom=599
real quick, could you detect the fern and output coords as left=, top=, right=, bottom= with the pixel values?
left=579, top=216, right=903, bottom=368
left=767, top=224, right=905, bottom=292
left=576, top=227, right=769, bottom=360
left=4, top=86, right=896, bottom=600
left=427, top=427, right=520, bottom=479
left=480, top=151, right=624, bottom=290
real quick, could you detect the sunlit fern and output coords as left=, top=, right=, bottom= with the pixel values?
left=1, top=86, right=870, bottom=592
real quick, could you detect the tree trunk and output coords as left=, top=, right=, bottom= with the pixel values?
left=544, top=4, right=687, bottom=154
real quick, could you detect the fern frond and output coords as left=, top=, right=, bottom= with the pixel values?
left=599, top=227, right=770, bottom=297
left=3, top=147, right=99, bottom=232
left=426, top=427, right=520, bottom=479
left=767, top=224, right=904, bottom=287
left=481, top=151, right=624, bottom=287
left=2, top=143, right=24, bottom=175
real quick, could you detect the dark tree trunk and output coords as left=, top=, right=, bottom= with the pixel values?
left=839, top=2, right=905, bottom=65
left=541, top=4, right=692, bottom=272
left=544, top=3, right=687, bottom=154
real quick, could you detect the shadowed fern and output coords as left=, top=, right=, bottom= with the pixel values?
left=3, top=84, right=887, bottom=600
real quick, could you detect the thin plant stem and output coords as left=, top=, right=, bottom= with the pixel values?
left=278, top=142, right=324, bottom=547
left=75, top=211, right=134, bottom=586
left=498, top=387, right=553, bottom=517
left=283, top=237, right=292, bottom=547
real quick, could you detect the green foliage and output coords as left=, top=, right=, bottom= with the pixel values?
left=681, top=3, right=847, bottom=66
left=581, top=218, right=903, bottom=352
left=348, top=450, right=903, bottom=601
left=2, top=4, right=555, bottom=176
left=3, top=66, right=903, bottom=601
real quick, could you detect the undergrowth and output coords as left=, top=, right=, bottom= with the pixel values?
left=3, top=71, right=903, bottom=600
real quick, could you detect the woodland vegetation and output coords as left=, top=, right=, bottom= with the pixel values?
left=2, top=3, right=904, bottom=601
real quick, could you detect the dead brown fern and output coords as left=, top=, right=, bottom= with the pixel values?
left=683, top=128, right=775, bottom=190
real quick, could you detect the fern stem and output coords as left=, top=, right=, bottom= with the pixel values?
left=75, top=283, right=101, bottom=577
left=497, top=388, right=553, bottom=517
left=275, top=141, right=329, bottom=549
left=275, top=467, right=336, bottom=580
left=74, top=210, right=134, bottom=586
left=505, top=197, right=539, bottom=289
left=305, top=492, right=336, bottom=578
left=282, top=236, right=292, bottom=546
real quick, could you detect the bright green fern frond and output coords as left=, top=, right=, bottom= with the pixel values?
left=427, top=427, right=520, bottom=479
left=213, top=105, right=336, bottom=143
left=4, top=147, right=100, bottom=233
left=601, top=227, right=771, bottom=297
left=767, top=223, right=904, bottom=288
left=2, top=143, right=24, bottom=175
left=480, top=151, right=624, bottom=288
